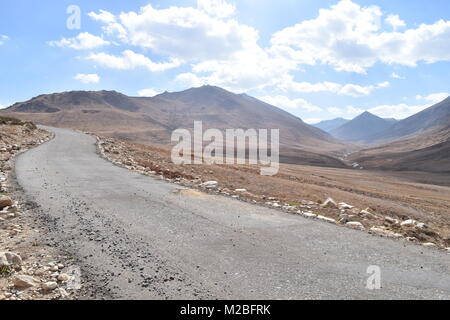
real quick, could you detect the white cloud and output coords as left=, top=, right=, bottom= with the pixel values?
left=328, top=105, right=364, bottom=117
left=416, top=92, right=449, bottom=104
left=89, top=3, right=257, bottom=62
left=197, top=0, right=236, bottom=19
left=385, top=14, right=406, bottom=31
left=368, top=103, right=428, bottom=119
left=280, top=76, right=389, bottom=97
left=87, top=50, right=182, bottom=72
left=74, top=73, right=100, bottom=84
left=49, top=32, right=110, bottom=50
left=391, top=72, right=405, bottom=79
left=137, top=88, right=159, bottom=97
left=259, top=95, right=322, bottom=112
left=0, top=34, right=8, bottom=45
left=271, top=0, right=450, bottom=73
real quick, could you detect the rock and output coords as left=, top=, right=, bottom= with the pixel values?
left=445, top=248, right=450, bottom=252
left=338, top=202, right=354, bottom=210
left=201, top=181, right=218, bottom=189
left=0, top=295, right=5, bottom=300
left=422, top=242, right=436, bottom=247
left=42, top=281, right=58, bottom=291
left=321, top=198, right=338, bottom=209
left=406, top=237, right=418, bottom=242
left=0, top=196, right=13, bottom=209
left=346, top=221, right=365, bottom=230
left=58, top=288, right=69, bottom=299
left=401, top=219, right=417, bottom=227
left=50, top=265, right=59, bottom=272
left=302, top=212, right=317, bottom=218
left=0, top=252, right=22, bottom=267
left=57, top=273, right=71, bottom=282
left=317, top=215, right=336, bottom=224
left=235, top=189, right=247, bottom=193
left=370, top=227, right=403, bottom=239
left=385, top=216, right=399, bottom=224
left=57, top=263, right=65, bottom=269
left=12, top=275, right=39, bottom=288
left=416, top=222, right=428, bottom=229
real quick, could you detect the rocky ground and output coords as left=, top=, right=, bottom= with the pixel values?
left=97, top=136, right=450, bottom=252
left=0, top=117, right=80, bottom=300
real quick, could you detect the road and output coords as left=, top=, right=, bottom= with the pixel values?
left=14, top=127, right=450, bottom=299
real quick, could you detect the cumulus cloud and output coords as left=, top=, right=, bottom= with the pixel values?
left=258, top=95, right=322, bottom=112
left=88, top=3, right=257, bottom=62
left=368, top=104, right=428, bottom=119
left=416, top=92, right=449, bottom=104
left=137, top=88, right=159, bottom=97
left=86, top=50, right=182, bottom=72
left=197, top=0, right=236, bottom=18
left=280, top=76, right=390, bottom=97
left=271, top=0, right=450, bottom=73
left=49, top=32, right=110, bottom=50
left=385, top=14, right=406, bottom=31
left=74, top=73, right=100, bottom=84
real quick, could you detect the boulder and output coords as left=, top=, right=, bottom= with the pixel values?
left=12, top=275, right=39, bottom=288
left=0, top=196, right=13, bottom=209
left=400, top=219, right=417, bottom=227
left=42, top=281, right=58, bottom=291
left=0, top=252, right=22, bottom=267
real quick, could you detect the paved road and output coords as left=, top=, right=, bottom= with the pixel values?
left=15, top=127, right=450, bottom=299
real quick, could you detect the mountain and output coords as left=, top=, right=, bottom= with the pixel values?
left=1, top=86, right=347, bottom=167
left=372, top=96, right=450, bottom=142
left=348, top=96, right=450, bottom=172
left=329, top=111, right=395, bottom=142
left=312, top=118, right=349, bottom=132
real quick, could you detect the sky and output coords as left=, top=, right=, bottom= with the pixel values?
left=1, top=0, right=450, bottom=123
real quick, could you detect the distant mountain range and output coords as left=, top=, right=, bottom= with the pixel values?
left=2, top=86, right=449, bottom=172
left=312, top=118, right=349, bottom=132
left=1, top=86, right=347, bottom=168
left=328, top=112, right=398, bottom=143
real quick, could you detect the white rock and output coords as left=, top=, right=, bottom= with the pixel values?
left=42, top=281, right=58, bottom=291
left=201, top=181, right=218, bottom=189
left=422, top=242, right=436, bottom=247
left=321, top=198, right=338, bottom=209
left=370, top=227, right=403, bottom=239
left=401, top=219, right=417, bottom=227
left=235, top=189, right=247, bottom=193
left=317, top=215, right=336, bottom=224
left=302, top=212, right=317, bottom=218
left=416, top=222, right=428, bottom=229
left=339, top=202, right=354, bottom=210
left=346, top=221, right=365, bottom=230
left=12, top=275, right=39, bottom=288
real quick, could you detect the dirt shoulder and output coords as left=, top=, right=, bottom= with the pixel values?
left=0, top=119, right=79, bottom=300
left=96, top=135, right=450, bottom=251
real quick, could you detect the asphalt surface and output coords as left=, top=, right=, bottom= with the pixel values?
left=14, top=127, right=450, bottom=299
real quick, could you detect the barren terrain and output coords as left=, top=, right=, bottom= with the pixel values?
left=97, top=136, right=450, bottom=248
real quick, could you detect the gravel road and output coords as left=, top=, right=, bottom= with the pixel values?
left=14, top=127, right=450, bottom=299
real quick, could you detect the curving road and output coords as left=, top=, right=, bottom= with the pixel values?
left=15, top=127, right=450, bottom=299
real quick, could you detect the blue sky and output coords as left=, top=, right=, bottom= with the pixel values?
left=1, top=0, right=450, bottom=123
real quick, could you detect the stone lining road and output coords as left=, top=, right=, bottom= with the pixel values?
left=14, top=127, right=450, bottom=299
